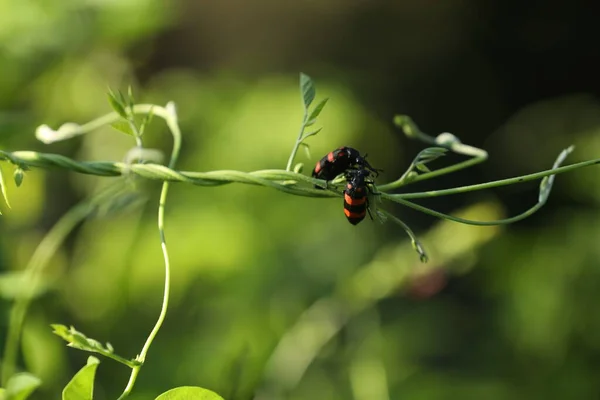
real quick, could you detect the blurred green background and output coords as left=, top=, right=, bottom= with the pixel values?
left=2, top=1, right=600, bottom=399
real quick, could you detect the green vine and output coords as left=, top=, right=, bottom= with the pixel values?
left=0, top=74, right=597, bottom=399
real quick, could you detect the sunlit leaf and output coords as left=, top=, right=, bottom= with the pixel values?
left=52, top=324, right=139, bottom=368
left=301, top=128, right=322, bottom=141
left=155, top=386, right=225, bottom=400
left=110, top=121, right=135, bottom=136
left=299, top=73, right=315, bottom=110
left=127, top=85, right=135, bottom=110
left=306, top=97, right=329, bottom=125
left=107, top=90, right=127, bottom=119
left=4, top=373, right=41, bottom=400
left=62, top=357, right=99, bottom=400
left=52, top=325, right=113, bottom=354
left=139, top=107, right=154, bottom=136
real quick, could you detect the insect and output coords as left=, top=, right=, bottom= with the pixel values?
left=343, top=168, right=376, bottom=225
left=312, top=146, right=381, bottom=189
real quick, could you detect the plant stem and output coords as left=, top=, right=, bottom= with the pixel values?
left=393, top=158, right=599, bottom=200
left=285, top=112, right=308, bottom=172
left=378, top=154, right=487, bottom=191
left=118, top=104, right=181, bottom=400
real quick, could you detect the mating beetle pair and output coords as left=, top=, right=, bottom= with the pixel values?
left=311, top=146, right=381, bottom=225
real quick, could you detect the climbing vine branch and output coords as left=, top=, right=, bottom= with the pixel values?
left=0, top=74, right=598, bottom=399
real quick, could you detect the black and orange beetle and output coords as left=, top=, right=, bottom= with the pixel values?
left=343, top=168, right=376, bottom=225
left=311, top=146, right=380, bottom=189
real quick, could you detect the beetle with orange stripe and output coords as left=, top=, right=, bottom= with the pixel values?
left=312, top=146, right=380, bottom=189
left=343, top=168, right=376, bottom=225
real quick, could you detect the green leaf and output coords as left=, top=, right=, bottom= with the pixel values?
left=62, top=357, right=99, bottom=400
left=51, top=324, right=139, bottom=368
left=155, top=386, right=225, bottom=400
left=127, top=85, right=135, bottom=110
left=300, top=142, right=311, bottom=159
left=139, top=107, right=154, bottom=136
left=299, top=73, right=315, bottom=110
left=107, top=90, right=127, bottom=119
left=412, top=147, right=448, bottom=173
left=52, top=325, right=112, bottom=354
left=0, top=164, right=11, bottom=213
left=305, top=97, right=329, bottom=125
left=415, top=163, right=431, bottom=173
left=4, top=373, right=41, bottom=400
left=13, top=168, right=24, bottom=187
left=300, top=128, right=322, bottom=141
left=110, top=121, right=135, bottom=136
left=539, top=145, right=574, bottom=204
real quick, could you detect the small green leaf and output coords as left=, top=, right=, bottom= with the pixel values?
left=52, top=324, right=139, bottom=368
left=117, top=90, right=127, bottom=109
left=107, top=90, right=127, bottom=118
left=415, top=163, right=431, bottom=173
left=293, top=163, right=304, bottom=174
left=5, top=373, right=41, bottom=400
left=301, top=127, right=322, bottom=141
left=415, top=147, right=447, bottom=163
left=411, top=147, right=448, bottom=174
left=139, top=108, right=154, bottom=136
left=52, top=325, right=112, bottom=354
left=13, top=168, right=24, bottom=187
left=299, top=73, right=316, bottom=110
left=0, top=164, right=11, bottom=212
left=62, top=357, right=99, bottom=400
left=305, top=97, right=329, bottom=125
left=300, top=142, right=311, bottom=159
left=127, top=85, right=135, bottom=109
left=155, top=386, right=225, bottom=400
left=110, top=121, right=135, bottom=136
left=539, top=145, right=574, bottom=204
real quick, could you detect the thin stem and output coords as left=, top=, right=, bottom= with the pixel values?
left=0, top=151, right=337, bottom=198
left=392, top=158, right=600, bottom=200
left=89, top=347, right=140, bottom=368
left=1, top=184, right=124, bottom=385
left=378, top=209, right=428, bottom=262
left=118, top=104, right=181, bottom=400
left=378, top=154, right=487, bottom=191
left=381, top=193, right=543, bottom=226
left=285, top=111, right=308, bottom=172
